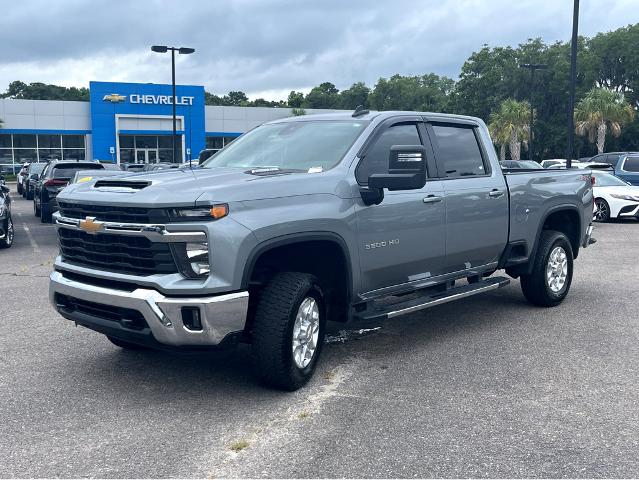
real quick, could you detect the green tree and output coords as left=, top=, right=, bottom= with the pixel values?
left=287, top=91, right=305, bottom=108
left=489, top=99, right=531, bottom=160
left=338, top=82, right=370, bottom=109
left=369, top=74, right=453, bottom=112
left=574, top=87, right=635, bottom=154
left=303, top=82, right=339, bottom=108
left=1, top=80, right=89, bottom=101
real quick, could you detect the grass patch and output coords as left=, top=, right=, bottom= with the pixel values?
left=229, top=439, right=249, bottom=452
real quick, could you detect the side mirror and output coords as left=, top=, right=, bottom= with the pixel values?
left=361, top=145, right=427, bottom=205
left=30, top=173, right=40, bottom=180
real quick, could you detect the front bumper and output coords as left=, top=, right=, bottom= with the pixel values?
left=50, top=270, right=249, bottom=348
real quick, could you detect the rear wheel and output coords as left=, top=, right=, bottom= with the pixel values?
left=0, top=216, right=14, bottom=248
left=107, top=336, right=150, bottom=350
left=251, top=272, right=326, bottom=390
left=594, top=198, right=611, bottom=222
left=17, top=183, right=22, bottom=195
left=520, top=230, right=573, bottom=307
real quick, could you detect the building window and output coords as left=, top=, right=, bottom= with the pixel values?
left=0, top=134, right=86, bottom=173
left=205, top=135, right=238, bottom=155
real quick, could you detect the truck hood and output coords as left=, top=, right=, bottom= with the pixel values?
left=58, top=166, right=343, bottom=208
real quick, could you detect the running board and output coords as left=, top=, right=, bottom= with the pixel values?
left=356, top=276, right=510, bottom=322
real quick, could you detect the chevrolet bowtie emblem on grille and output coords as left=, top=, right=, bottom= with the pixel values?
left=79, top=216, right=104, bottom=234
left=102, top=93, right=126, bottom=103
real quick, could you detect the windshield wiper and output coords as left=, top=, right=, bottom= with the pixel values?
left=246, top=167, right=306, bottom=175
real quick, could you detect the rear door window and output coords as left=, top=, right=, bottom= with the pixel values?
left=622, top=156, right=639, bottom=172
left=430, top=124, right=487, bottom=177
left=605, top=154, right=622, bottom=167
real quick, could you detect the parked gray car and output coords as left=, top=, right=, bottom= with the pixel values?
left=50, top=111, right=594, bottom=390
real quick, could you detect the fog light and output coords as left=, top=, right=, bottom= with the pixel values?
left=182, top=307, right=203, bottom=331
left=186, top=242, right=210, bottom=275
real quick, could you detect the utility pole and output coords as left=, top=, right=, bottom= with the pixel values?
left=519, top=63, right=547, bottom=161
left=566, top=0, right=580, bottom=168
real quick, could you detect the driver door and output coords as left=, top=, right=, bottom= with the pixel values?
left=354, top=118, right=447, bottom=295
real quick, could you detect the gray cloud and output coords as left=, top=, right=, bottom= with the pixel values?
left=1, top=0, right=638, bottom=99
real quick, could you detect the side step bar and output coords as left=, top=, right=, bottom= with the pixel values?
left=356, top=276, right=510, bottom=322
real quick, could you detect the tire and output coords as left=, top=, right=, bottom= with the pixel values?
left=251, top=272, right=326, bottom=391
left=40, top=199, right=52, bottom=223
left=33, top=197, right=40, bottom=217
left=26, top=188, right=33, bottom=200
left=0, top=216, right=14, bottom=249
left=520, top=230, right=574, bottom=307
left=17, top=183, right=22, bottom=195
left=107, top=336, right=150, bottom=350
left=594, top=198, right=611, bottom=222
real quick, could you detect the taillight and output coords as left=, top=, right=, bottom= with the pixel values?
left=44, top=179, right=68, bottom=187
left=591, top=176, right=596, bottom=186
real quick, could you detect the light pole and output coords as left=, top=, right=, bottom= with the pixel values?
left=151, top=45, right=195, bottom=165
left=566, top=0, right=580, bottom=168
left=519, top=63, right=547, bottom=161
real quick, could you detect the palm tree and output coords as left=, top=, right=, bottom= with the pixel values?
left=574, top=88, right=635, bottom=154
left=488, top=111, right=510, bottom=160
left=489, top=99, right=531, bottom=160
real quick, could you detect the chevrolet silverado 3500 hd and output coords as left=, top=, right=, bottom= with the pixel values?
left=50, top=111, right=594, bottom=390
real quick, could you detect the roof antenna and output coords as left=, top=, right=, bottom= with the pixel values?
left=352, top=105, right=369, bottom=117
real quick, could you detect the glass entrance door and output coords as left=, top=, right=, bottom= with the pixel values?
left=135, top=149, right=158, bottom=164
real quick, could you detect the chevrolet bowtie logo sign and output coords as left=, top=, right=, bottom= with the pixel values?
left=78, top=216, right=104, bottom=234
left=102, top=93, right=126, bottom=103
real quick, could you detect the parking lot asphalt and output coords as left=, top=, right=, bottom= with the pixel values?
left=1, top=188, right=638, bottom=478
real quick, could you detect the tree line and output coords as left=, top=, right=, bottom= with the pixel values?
left=2, top=23, right=638, bottom=159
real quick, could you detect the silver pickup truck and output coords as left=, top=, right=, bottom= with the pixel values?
left=50, top=111, right=594, bottom=390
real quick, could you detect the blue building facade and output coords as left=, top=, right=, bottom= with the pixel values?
left=89, top=81, right=205, bottom=163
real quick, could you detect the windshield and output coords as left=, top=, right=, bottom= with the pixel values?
left=202, top=120, right=369, bottom=172
left=592, top=172, right=629, bottom=187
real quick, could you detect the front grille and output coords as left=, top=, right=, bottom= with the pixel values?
left=58, top=228, right=178, bottom=276
left=58, top=201, right=169, bottom=224
left=55, top=293, right=148, bottom=331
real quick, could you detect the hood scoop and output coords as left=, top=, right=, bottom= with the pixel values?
left=93, top=180, right=151, bottom=192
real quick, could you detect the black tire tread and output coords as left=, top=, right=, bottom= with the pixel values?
left=251, top=272, right=322, bottom=390
left=520, top=230, right=573, bottom=307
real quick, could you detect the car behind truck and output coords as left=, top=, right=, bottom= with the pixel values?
left=49, top=111, right=594, bottom=390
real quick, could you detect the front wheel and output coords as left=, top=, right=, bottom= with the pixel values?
left=0, top=216, right=14, bottom=248
left=520, top=230, right=574, bottom=307
left=594, top=198, right=611, bottom=222
left=251, top=272, right=326, bottom=391
left=33, top=197, right=40, bottom=217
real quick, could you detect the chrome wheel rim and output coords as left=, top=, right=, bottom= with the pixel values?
left=292, top=297, right=320, bottom=369
left=546, top=246, right=568, bottom=293
left=594, top=200, right=608, bottom=221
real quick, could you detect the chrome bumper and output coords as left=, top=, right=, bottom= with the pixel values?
left=50, top=270, right=248, bottom=346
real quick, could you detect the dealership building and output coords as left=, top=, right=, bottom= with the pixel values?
left=0, top=80, right=337, bottom=172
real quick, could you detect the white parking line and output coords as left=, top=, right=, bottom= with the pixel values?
left=16, top=212, right=41, bottom=253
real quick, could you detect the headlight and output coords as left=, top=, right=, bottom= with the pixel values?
left=168, top=204, right=228, bottom=221
left=611, top=193, right=639, bottom=201
left=170, top=241, right=210, bottom=279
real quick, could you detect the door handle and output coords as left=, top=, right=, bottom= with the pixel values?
left=423, top=195, right=442, bottom=204
left=488, top=189, right=505, bottom=198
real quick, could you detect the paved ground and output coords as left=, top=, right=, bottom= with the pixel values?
left=1, top=188, right=638, bottom=478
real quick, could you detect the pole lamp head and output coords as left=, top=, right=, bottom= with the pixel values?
left=178, top=47, right=195, bottom=55
left=151, top=45, right=168, bottom=53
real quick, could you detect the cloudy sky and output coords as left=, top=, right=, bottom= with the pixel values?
left=1, top=0, right=637, bottom=100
